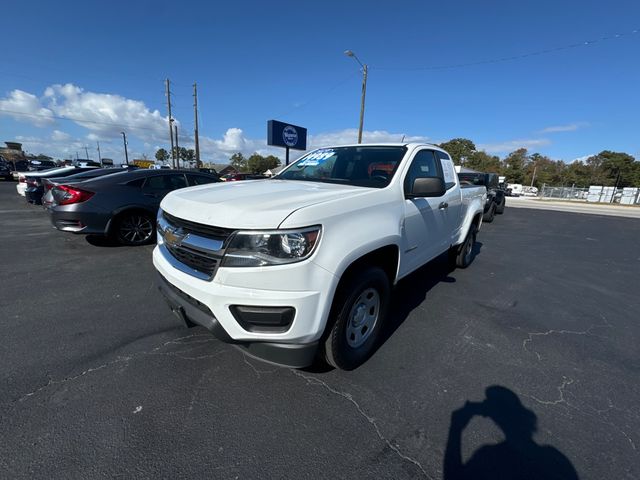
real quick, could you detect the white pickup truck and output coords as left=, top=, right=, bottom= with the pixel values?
left=153, top=143, right=486, bottom=369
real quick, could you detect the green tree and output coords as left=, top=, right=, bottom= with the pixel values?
left=503, top=148, right=529, bottom=184
left=439, top=138, right=476, bottom=165
left=592, top=151, right=639, bottom=187
left=247, top=153, right=281, bottom=174
left=465, top=151, right=502, bottom=173
left=524, top=153, right=565, bottom=187
left=155, top=148, right=169, bottom=162
left=229, top=152, right=248, bottom=172
left=183, top=149, right=195, bottom=162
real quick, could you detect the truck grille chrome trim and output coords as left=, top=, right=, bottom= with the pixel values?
left=159, top=212, right=235, bottom=280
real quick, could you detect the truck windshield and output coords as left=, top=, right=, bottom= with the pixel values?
left=276, top=146, right=407, bottom=188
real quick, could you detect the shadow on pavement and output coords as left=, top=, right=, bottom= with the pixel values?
left=375, top=241, right=483, bottom=353
left=443, top=385, right=579, bottom=480
left=85, top=234, right=124, bottom=247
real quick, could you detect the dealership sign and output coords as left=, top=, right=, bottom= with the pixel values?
left=267, top=120, right=307, bottom=151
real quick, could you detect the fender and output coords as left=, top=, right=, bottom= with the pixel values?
left=453, top=194, right=485, bottom=246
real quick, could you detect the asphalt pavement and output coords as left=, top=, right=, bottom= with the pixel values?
left=1, top=181, right=638, bottom=479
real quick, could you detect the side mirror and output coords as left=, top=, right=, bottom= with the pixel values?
left=408, top=177, right=446, bottom=198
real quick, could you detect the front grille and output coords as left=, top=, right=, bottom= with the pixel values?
left=166, top=244, right=219, bottom=277
left=163, top=211, right=235, bottom=242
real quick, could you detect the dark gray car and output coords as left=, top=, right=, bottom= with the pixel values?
left=49, top=169, right=220, bottom=245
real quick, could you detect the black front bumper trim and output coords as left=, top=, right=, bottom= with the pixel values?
left=156, top=273, right=318, bottom=368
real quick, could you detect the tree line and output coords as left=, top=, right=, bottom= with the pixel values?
left=439, top=138, right=640, bottom=188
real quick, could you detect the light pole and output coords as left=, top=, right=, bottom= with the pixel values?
left=121, top=131, right=129, bottom=165
left=344, top=50, right=368, bottom=144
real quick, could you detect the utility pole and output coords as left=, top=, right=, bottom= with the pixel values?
left=193, top=82, right=201, bottom=168
left=174, top=124, right=180, bottom=169
left=344, top=50, right=368, bottom=144
left=358, top=64, right=368, bottom=144
left=84, top=146, right=90, bottom=161
left=166, top=79, right=175, bottom=169
left=96, top=141, right=102, bottom=167
left=121, top=131, right=129, bottom=165
left=530, top=165, right=537, bottom=187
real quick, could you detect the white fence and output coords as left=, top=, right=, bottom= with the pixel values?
left=539, top=186, right=640, bottom=205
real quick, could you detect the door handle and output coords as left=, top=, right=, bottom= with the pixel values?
left=439, top=202, right=449, bottom=210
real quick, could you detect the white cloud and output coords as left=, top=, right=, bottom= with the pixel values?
left=539, top=122, right=589, bottom=133
left=51, top=130, right=71, bottom=141
left=0, top=89, right=55, bottom=127
left=43, top=83, right=169, bottom=141
left=1, top=84, right=170, bottom=143
left=478, top=138, right=551, bottom=154
left=571, top=154, right=594, bottom=163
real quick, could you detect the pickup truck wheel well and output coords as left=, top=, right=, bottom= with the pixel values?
left=473, top=212, right=483, bottom=229
left=340, top=245, right=399, bottom=287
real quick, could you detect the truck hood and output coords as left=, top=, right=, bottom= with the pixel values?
left=161, top=179, right=369, bottom=229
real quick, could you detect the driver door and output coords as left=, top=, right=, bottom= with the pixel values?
left=399, top=149, right=449, bottom=276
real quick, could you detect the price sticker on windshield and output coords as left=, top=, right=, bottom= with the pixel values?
left=298, top=149, right=335, bottom=167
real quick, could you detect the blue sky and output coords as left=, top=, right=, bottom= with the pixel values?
left=1, top=0, right=638, bottom=163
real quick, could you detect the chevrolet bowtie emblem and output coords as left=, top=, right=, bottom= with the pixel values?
left=164, top=226, right=186, bottom=247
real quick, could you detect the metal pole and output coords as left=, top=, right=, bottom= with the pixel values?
left=174, top=124, right=180, bottom=169
left=84, top=146, right=90, bottom=161
left=530, top=165, right=537, bottom=187
left=121, top=132, right=129, bottom=165
left=610, top=168, right=621, bottom=204
left=97, top=141, right=102, bottom=167
left=193, top=82, right=201, bottom=168
left=358, top=64, right=368, bottom=144
left=286, top=147, right=290, bottom=166
left=166, top=79, right=175, bottom=169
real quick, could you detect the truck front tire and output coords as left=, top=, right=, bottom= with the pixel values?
left=323, top=267, right=391, bottom=370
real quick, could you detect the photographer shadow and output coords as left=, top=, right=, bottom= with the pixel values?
left=444, top=386, right=579, bottom=480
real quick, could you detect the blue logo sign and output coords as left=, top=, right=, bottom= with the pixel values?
left=282, top=126, right=298, bottom=147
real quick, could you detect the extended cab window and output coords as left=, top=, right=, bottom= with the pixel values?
left=277, top=146, right=406, bottom=188
left=404, top=150, right=443, bottom=194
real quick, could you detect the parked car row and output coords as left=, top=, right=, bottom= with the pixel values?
left=14, top=167, right=221, bottom=245
left=456, top=168, right=507, bottom=222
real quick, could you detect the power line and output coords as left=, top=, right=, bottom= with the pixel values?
left=372, top=28, right=639, bottom=71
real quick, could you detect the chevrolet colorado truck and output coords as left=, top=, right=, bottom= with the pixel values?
left=153, top=143, right=486, bottom=370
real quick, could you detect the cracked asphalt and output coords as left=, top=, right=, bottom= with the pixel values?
left=1, top=182, right=639, bottom=479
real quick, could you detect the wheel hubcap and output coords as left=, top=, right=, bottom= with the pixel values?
left=120, top=215, right=153, bottom=243
left=346, top=288, right=380, bottom=348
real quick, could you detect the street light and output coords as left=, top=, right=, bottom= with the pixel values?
left=344, top=50, right=368, bottom=144
left=121, top=131, right=129, bottom=165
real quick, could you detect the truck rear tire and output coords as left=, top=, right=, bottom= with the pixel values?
left=496, top=197, right=506, bottom=214
left=452, top=224, right=478, bottom=269
left=323, top=267, right=390, bottom=370
left=482, top=202, right=496, bottom=223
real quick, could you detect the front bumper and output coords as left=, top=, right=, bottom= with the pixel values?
left=153, top=244, right=338, bottom=368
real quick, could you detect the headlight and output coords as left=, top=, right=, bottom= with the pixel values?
left=221, top=226, right=321, bottom=267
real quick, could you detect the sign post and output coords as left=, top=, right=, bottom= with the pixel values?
left=267, top=120, right=307, bottom=165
